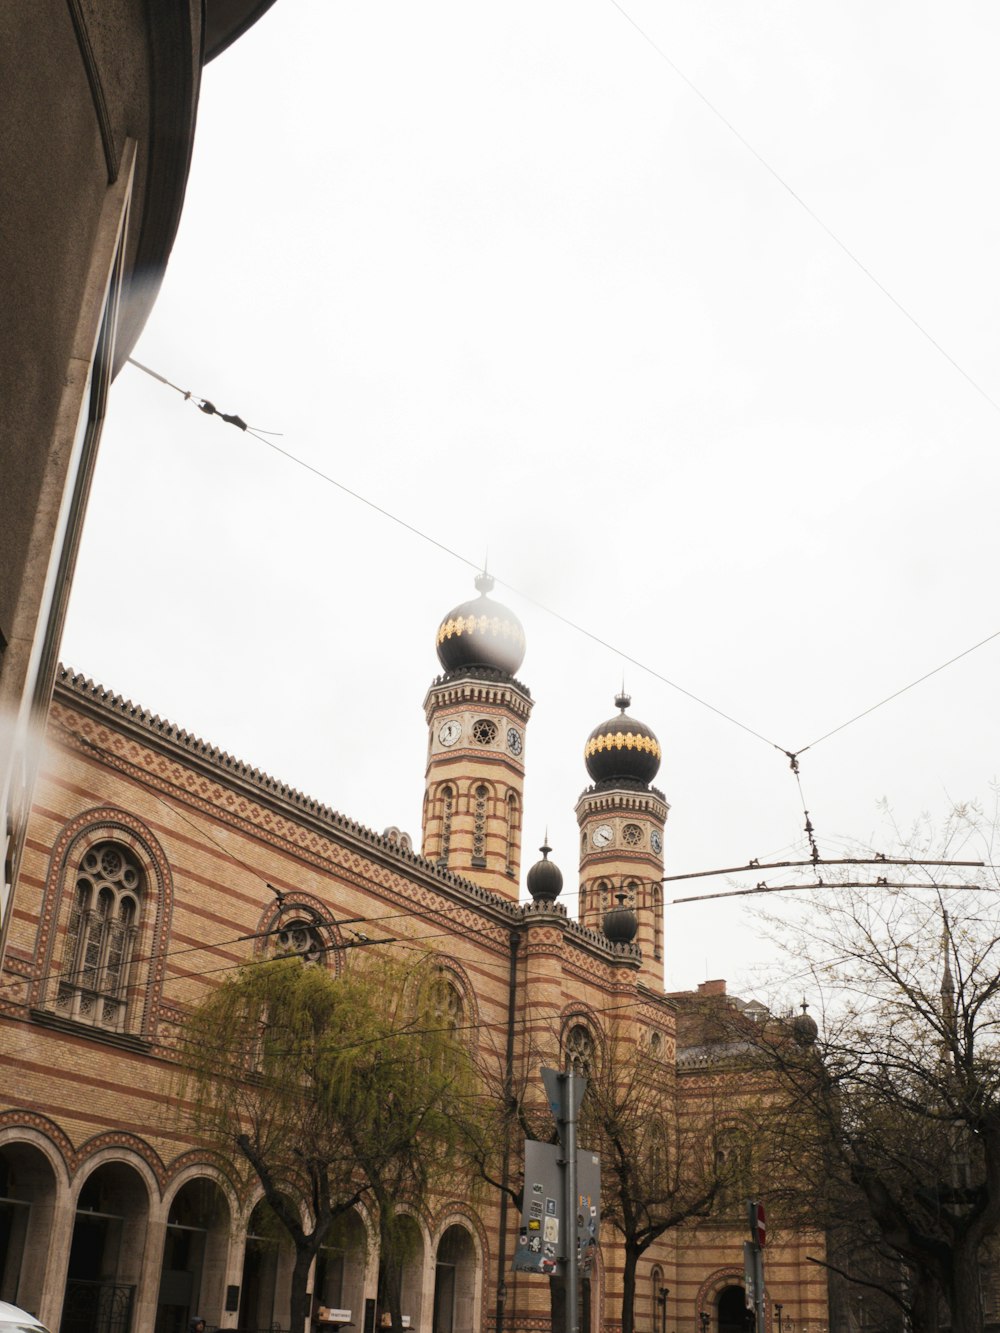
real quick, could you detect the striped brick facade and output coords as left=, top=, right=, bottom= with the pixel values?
left=0, top=665, right=828, bottom=1333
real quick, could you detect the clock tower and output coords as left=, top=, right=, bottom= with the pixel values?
left=576, top=693, right=668, bottom=982
left=422, top=574, right=533, bottom=900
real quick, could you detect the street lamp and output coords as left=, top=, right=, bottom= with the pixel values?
left=658, top=1287, right=669, bottom=1333
left=775, top=1305, right=783, bottom=1333
left=700, top=1311, right=710, bottom=1333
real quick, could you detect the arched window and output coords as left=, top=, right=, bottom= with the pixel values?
left=565, top=1023, right=594, bottom=1076
left=579, top=884, right=587, bottom=918
left=431, top=976, right=464, bottom=1035
left=472, top=785, right=488, bottom=866
left=596, top=879, right=612, bottom=911
left=273, top=916, right=326, bottom=965
left=652, top=884, right=663, bottom=961
left=650, top=1267, right=665, bottom=1333
left=505, top=792, right=519, bottom=875
left=56, top=842, right=142, bottom=1030
left=438, top=785, right=454, bottom=867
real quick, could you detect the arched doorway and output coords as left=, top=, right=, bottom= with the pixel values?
left=0, top=1141, right=58, bottom=1313
left=239, top=1198, right=295, bottom=1332
left=377, top=1216, right=424, bottom=1331
left=62, top=1161, right=151, bottom=1333
left=718, top=1286, right=749, bottom=1333
left=156, top=1178, right=231, bottom=1333
left=314, top=1209, right=367, bottom=1325
left=432, top=1225, right=476, bottom=1333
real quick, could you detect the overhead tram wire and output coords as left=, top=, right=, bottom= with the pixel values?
left=669, top=880, right=987, bottom=906
left=125, top=358, right=1000, bottom=853
left=604, top=0, right=1000, bottom=420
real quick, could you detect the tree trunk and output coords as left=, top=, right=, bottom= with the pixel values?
left=620, top=1241, right=640, bottom=1333
left=910, top=1271, right=942, bottom=1333
left=380, top=1221, right=406, bottom=1333
left=289, top=1244, right=315, bottom=1333
left=949, top=1240, right=985, bottom=1333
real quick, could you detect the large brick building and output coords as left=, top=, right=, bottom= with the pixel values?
left=0, top=576, right=828, bottom=1333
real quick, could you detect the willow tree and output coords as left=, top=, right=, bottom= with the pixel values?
left=179, top=952, right=482, bottom=1333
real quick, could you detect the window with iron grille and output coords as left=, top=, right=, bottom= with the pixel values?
left=57, top=842, right=141, bottom=1031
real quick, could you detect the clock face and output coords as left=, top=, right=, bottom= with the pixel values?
left=438, top=719, right=462, bottom=748
left=506, top=726, right=523, bottom=756
left=650, top=830, right=663, bottom=855
left=592, top=823, right=614, bottom=849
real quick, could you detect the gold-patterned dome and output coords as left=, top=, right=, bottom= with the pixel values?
left=436, top=573, right=526, bottom=676
left=584, top=692, right=661, bottom=786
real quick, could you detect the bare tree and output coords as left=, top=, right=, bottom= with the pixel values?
left=743, top=800, right=1000, bottom=1333
left=580, top=1026, right=732, bottom=1333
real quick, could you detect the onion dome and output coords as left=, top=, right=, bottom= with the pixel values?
left=435, top=572, right=526, bottom=677
left=603, top=890, right=638, bottom=944
left=526, top=840, right=563, bottom=902
left=792, top=1000, right=818, bottom=1046
left=584, top=692, right=661, bottom=786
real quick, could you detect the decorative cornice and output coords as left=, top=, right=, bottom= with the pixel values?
left=54, top=668, right=523, bottom=927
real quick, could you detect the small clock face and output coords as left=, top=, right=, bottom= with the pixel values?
left=650, top=830, right=663, bottom=855
left=506, top=726, right=523, bottom=756
left=438, top=719, right=462, bottom=747
left=592, top=823, right=614, bottom=849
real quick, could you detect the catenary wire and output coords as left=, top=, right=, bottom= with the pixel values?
left=129, top=360, right=1000, bottom=775
left=605, top=0, right=1000, bottom=418
left=28, top=719, right=989, bottom=996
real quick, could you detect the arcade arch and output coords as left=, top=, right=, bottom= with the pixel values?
left=0, top=1139, right=61, bottom=1313
left=155, top=1176, right=231, bottom=1333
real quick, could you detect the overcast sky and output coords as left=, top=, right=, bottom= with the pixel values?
left=61, top=0, right=1000, bottom=996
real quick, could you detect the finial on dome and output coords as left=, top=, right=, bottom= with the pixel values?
left=585, top=692, right=660, bottom=786
left=527, top=838, right=563, bottom=902
left=791, top=997, right=818, bottom=1045
left=436, top=574, right=525, bottom=675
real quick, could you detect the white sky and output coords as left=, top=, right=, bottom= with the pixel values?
left=61, top=1, right=1000, bottom=995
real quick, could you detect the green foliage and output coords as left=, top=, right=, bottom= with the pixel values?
left=177, top=949, right=484, bottom=1333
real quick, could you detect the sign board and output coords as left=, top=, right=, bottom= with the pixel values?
left=512, top=1140, right=601, bottom=1277
left=576, top=1150, right=601, bottom=1275
left=541, top=1067, right=586, bottom=1126
left=513, top=1140, right=563, bottom=1275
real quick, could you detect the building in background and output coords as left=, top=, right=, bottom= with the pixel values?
left=0, top=0, right=278, bottom=962
left=0, top=578, right=828, bottom=1333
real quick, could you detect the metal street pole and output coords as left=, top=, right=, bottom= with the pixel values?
left=565, top=1063, right=579, bottom=1333
left=775, top=1304, right=783, bottom=1333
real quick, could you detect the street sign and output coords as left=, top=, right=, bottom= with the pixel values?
left=747, top=1199, right=766, bottom=1248
left=541, top=1066, right=586, bottom=1126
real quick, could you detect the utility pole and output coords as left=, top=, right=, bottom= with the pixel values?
left=565, top=1063, right=579, bottom=1333
left=744, top=1201, right=766, bottom=1333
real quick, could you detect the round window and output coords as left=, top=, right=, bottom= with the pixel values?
left=472, top=718, right=498, bottom=745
